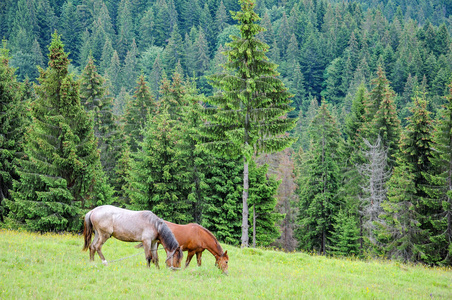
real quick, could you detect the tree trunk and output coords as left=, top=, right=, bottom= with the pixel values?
left=241, top=157, right=249, bottom=248
left=253, top=204, right=256, bottom=248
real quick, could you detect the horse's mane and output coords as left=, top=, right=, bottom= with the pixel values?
left=147, top=213, right=179, bottom=251
left=196, top=224, right=224, bottom=255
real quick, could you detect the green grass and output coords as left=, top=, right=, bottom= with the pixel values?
left=1, top=230, right=451, bottom=299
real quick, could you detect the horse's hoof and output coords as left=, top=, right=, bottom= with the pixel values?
left=102, top=260, right=108, bottom=266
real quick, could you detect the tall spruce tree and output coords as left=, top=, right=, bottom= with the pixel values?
left=5, top=32, right=112, bottom=232
left=200, top=0, right=296, bottom=247
left=127, top=106, right=190, bottom=223
left=296, top=102, right=343, bottom=255
left=0, top=41, right=29, bottom=222
left=423, top=82, right=452, bottom=265
left=79, top=55, right=120, bottom=195
left=122, top=74, right=155, bottom=152
left=380, top=94, right=434, bottom=262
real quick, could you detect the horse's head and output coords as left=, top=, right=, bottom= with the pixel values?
left=215, top=250, right=229, bottom=275
left=165, top=246, right=183, bottom=270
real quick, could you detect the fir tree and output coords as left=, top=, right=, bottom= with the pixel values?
left=202, top=156, right=243, bottom=246
left=122, top=40, right=139, bottom=93
left=79, top=55, right=120, bottom=194
left=296, top=102, right=343, bottom=255
left=105, top=50, right=121, bottom=96
left=328, top=209, right=360, bottom=257
left=122, top=74, right=155, bottom=152
left=5, top=32, right=113, bottom=232
left=423, top=82, right=452, bottom=265
left=127, top=106, right=190, bottom=223
left=200, top=0, right=296, bottom=247
left=0, top=41, right=29, bottom=222
left=248, top=161, right=283, bottom=247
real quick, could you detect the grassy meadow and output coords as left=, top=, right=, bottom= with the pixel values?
left=0, top=229, right=451, bottom=299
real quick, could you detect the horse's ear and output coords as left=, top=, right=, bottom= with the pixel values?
left=224, top=250, right=228, bottom=257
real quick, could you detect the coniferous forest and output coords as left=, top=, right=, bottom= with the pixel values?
left=1, top=0, right=452, bottom=266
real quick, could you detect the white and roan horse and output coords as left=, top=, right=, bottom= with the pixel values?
left=83, top=205, right=182, bottom=269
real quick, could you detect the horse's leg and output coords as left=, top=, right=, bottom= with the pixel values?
left=142, top=241, right=153, bottom=268
left=196, top=251, right=203, bottom=266
left=89, top=231, right=99, bottom=261
left=94, top=233, right=110, bottom=265
left=151, top=240, right=159, bottom=269
left=185, top=251, right=195, bottom=268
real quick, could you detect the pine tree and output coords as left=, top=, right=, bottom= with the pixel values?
left=138, top=8, right=156, bottom=51
left=215, top=0, right=229, bottom=34
left=0, top=41, right=29, bottom=222
left=116, top=0, right=135, bottom=61
left=127, top=106, right=190, bottom=223
left=149, top=54, right=164, bottom=98
left=59, top=0, right=82, bottom=65
left=79, top=55, right=120, bottom=194
left=199, top=0, right=297, bottom=247
left=122, top=74, right=155, bottom=152
left=99, top=38, right=114, bottom=76
left=423, top=82, right=452, bottom=265
left=369, top=75, right=401, bottom=166
left=105, top=50, right=121, bottom=96
left=296, top=102, right=343, bottom=255
left=248, top=161, right=283, bottom=247
left=5, top=32, right=113, bottom=232
left=202, top=156, right=243, bottom=245
left=328, top=209, right=360, bottom=256
left=122, top=40, right=139, bottom=93
left=161, top=24, right=185, bottom=73
left=380, top=93, right=433, bottom=263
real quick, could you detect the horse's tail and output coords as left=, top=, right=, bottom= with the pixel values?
left=83, top=211, right=93, bottom=251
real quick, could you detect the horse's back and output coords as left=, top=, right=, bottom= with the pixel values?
left=89, top=205, right=158, bottom=242
left=165, top=222, right=213, bottom=250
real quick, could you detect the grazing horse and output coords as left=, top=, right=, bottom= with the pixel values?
left=138, top=222, right=229, bottom=274
left=83, top=205, right=182, bottom=269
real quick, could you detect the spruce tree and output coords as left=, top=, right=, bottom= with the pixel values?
left=127, top=106, right=190, bottom=223
left=5, top=32, right=113, bottom=232
left=248, top=161, right=282, bottom=247
left=199, top=0, right=296, bottom=247
left=202, top=156, right=243, bottom=245
left=381, top=94, right=434, bottom=262
left=0, top=41, right=29, bottom=222
left=79, top=55, right=120, bottom=194
left=423, top=82, right=452, bottom=265
left=296, top=102, right=343, bottom=255
left=122, top=74, right=156, bottom=152
left=328, top=209, right=360, bottom=257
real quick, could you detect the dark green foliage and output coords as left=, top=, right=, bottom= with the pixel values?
left=127, top=106, right=190, bottom=223
left=328, top=209, right=360, bottom=257
left=0, top=42, right=29, bottom=222
left=5, top=32, right=112, bottom=232
left=296, top=103, right=343, bottom=255
left=200, top=0, right=296, bottom=247
left=79, top=55, right=121, bottom=196
left=202, top=157, right=243, bottom=245
left=122, top=74, right=155, bottom=152
left=422, top=82, right=452, bottom=265
left=248, top=161, right=282, bottom=247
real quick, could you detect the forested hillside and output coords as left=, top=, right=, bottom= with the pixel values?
left=1, top=0, right=452, bottom=265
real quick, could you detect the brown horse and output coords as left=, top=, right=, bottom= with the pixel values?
left=138, top=221, right=229, bottom=274
left=83, top=205, right=183, bottom=269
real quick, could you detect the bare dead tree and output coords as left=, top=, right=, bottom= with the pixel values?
left=357, top=136, right=391, bottom=246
